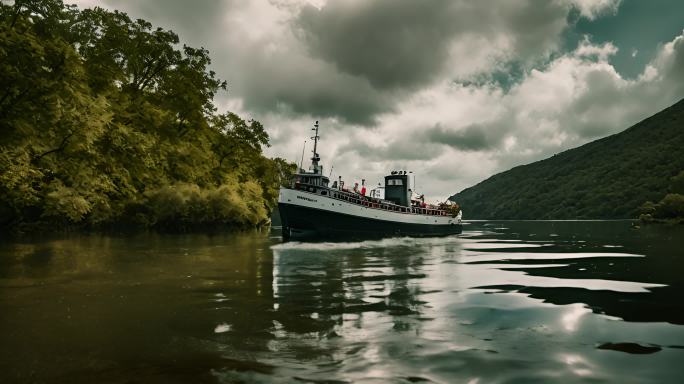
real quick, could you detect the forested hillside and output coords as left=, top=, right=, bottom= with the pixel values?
left=0, top=0, right=295, bottom=233
left=450, top=98, right=684, bottom=219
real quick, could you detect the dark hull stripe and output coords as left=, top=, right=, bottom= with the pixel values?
left=279, top=202, right=463, bottom=240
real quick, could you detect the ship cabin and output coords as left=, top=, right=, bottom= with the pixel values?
left=293, top=167, right=330, bottom=196
left=384, top=171, right=410, bottom=207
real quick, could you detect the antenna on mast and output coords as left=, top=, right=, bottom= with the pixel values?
left=299, top=140, right=307, bottom=171
left=310, top=120, right=321, bottom=173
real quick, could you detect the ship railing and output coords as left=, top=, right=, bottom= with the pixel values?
left=291, top=182, right=448, bottom=216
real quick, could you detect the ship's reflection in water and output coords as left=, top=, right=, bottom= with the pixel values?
left=1, top=221, right=683, bottom=383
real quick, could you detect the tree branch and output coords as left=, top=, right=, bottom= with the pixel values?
left=138, top=59, right=168, bottom=91
left=33, top=132, right=74, bottom=162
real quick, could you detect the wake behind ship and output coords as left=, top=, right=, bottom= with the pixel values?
left=277, top=122, right=463, bottom=240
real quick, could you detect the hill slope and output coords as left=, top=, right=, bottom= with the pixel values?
left=450, top=98, right=684, bottom=219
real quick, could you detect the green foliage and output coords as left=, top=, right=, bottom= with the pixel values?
left=652, top=194, right=684, bottom=220
left=0, top=0, right=295, bottom=233
left=637, top=172, right=684, bottom=224
left=142, top=182, right=268, bottom=230
left=450, top=98, right=684, bottom=219
left=638, top=201, right=657, bottom=216
left=670, top=171, right=684, bottom=194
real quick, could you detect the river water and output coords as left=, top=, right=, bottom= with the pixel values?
left=1, top=221, right=683, bottom=383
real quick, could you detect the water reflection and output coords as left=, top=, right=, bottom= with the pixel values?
left=1, top=222, right=683, bottom=383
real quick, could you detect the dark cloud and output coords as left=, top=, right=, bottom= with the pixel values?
left=338, top=138, right=445, bottom=162
left=232, top=50, right=399, bottom=125
left=426, top=123, right=503, bottom=151
left=296, top=0, right=459, bottom=90
left=295, top=0, right=572, bottom=92
left=338, top=120, right=504, bottom=161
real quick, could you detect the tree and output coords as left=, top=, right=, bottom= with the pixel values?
left=0, top=0, right=294, bottom=233
left=651, top=194, right=684, bottom=220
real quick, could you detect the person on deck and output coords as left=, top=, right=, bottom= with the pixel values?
left=361, top=179, right=367, bottom=196
left=353, top=182, right=359, bottom=194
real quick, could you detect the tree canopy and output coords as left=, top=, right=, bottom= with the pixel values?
left=0, top=0, right=295, bottom=233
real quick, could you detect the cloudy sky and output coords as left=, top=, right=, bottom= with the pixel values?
left=71, top=0, right=684, bottom=201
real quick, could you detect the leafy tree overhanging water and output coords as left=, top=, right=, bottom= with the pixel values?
left=0, top=0, right=295, bottom=233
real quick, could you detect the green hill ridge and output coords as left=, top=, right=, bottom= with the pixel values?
left=450, top=98, right=684, bottom=219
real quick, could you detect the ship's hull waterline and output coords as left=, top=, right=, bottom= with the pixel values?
left=278, top=188, right=462, bottom=240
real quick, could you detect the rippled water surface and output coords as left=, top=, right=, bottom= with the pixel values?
left=1, top=221, right=684, bottom=383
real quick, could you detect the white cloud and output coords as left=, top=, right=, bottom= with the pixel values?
left=575, top=37, right=619, bottom=60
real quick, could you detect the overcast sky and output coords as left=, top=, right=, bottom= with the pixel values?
left=71, top=0, right=684, bottom=201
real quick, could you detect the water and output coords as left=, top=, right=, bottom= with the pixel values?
left=1, top=221, right=683, bottom=383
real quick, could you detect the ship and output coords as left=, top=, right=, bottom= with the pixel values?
left=277, top=121, right=463, bottom=240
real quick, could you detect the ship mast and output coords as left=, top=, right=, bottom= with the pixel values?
left=310, top=121, right=321, bottom=174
